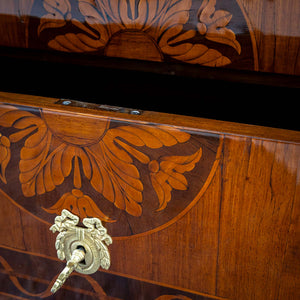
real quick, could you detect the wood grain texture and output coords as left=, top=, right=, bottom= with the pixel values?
left=0, top=92, right=299, bottom=299
left=1, top=92, right=299, bottom=143
left=0, top=100, right=222, bottom=237
left=0, top=0, right=299, bottom=74
left=216, top=137, right=299, bottom=299
left=239, top=0, right=300, bottom=74
left=278, top=179, right=300, bottom=300
left=0, top=246, right=227, bottom=300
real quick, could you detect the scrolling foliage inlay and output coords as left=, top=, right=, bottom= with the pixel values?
left=30, top=0, right=254, bottom=68
left=0, top=104, right=221, bottom=237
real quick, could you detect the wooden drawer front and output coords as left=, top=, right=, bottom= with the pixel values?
left=0, top=0, right=299, bottom=75
left=0, top=92, right=299, bottom=299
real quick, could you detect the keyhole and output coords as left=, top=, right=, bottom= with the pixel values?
left=76, top=245, right=86, bottom=265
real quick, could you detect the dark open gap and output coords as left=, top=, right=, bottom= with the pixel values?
left=76, top=245, right=86, bottom=265
left=0, top=47, right=298, bottom=131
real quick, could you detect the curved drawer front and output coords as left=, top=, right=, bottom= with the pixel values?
left=0, top=92, right=299, bottom=299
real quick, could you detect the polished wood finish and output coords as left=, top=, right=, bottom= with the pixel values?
left=0, top=91, right=299, bottom=299
left=0, top=0, right=299, bottom=75
left=0, top=246, right=218, bottom=299
left=0, top=96, right=221, bottom=237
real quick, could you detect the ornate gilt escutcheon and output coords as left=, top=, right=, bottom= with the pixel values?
left=49, top=209, right=112, bottom=293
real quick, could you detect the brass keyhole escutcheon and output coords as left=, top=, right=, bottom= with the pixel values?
left=49, top=209, right=112, bottom=293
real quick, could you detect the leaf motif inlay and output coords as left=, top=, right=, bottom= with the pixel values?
left=0, top=105, right=206, bottom=223
left=37, top=0, right=243, bottom=66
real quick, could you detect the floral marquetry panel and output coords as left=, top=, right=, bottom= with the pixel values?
left=0, top=101, right=222, bottom=238
left=0, top=92, right=299, bottom=300
left=31, top=0, right=253, bottom=68
left=0, top=0, right=257, bottom=71
left=1, top=0, right=299, bottom=75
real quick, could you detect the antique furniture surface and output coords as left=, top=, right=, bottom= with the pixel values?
left=0, top=91, right=299, bottom=300
left=0, top=0, right=299, bottom=299
left=0, top=0, right=299, bottom=131
left=0, top=0, right=299, bottom=76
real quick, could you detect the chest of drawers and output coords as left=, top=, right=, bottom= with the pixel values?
left=0, top=0, right=299, bottom=298
left=0, top=92, right=299, bottom=299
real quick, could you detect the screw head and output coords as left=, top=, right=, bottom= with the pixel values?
left=62, top=100, right=72, bottom=105
left=130, top=110, right=141, bottom=115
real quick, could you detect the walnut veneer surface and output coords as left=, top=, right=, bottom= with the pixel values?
left=0, top=92, right=298, bottom=299
left=0, top=0, right=299, bottom=75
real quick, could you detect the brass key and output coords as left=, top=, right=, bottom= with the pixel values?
left=50, top=209, right=112, bottom=293
left=51, top=248, right=86, bottom=294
